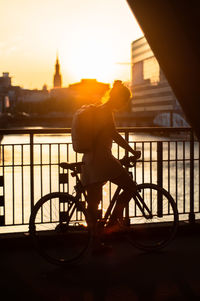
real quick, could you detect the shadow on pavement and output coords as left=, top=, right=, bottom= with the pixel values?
left=0, top=229, right=200, bottom=300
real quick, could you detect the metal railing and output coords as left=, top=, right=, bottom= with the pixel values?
left=0, top=127, right=199, bottom=233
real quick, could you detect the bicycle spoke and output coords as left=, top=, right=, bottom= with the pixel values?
left=29, top=192, right=91, bottom=265
left=126, top=183, right=178, bottom=251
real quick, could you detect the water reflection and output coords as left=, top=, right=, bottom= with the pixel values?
left=0, top=133, right=199, bottom=233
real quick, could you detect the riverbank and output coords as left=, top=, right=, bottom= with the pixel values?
left=0, top=116, right=192, bottom=141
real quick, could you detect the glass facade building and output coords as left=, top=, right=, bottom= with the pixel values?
left=131, top=36, right=187, bottom=127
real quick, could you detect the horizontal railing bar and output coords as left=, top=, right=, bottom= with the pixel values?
left=1, top=141, right=194, bottom=148
left=0, top=126, right=193, bottom=136
left=2, top=157, right=198, bottom=168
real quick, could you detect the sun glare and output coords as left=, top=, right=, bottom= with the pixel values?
left=61, top=36, right=117, bottom=84
left=1, top=0, right=143, bottom=88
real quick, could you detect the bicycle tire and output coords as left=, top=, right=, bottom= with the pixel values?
left=29, top=192, right=92, bottom=266
left=125, top=183, right=178, bottom=251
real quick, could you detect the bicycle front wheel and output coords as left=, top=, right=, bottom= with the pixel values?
left=29, top=192, right=92, bottom=266
left=126, top=183, right=178, bottom=251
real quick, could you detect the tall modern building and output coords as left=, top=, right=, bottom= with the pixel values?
left=131, top=36, right=188, bottom=126
left=53, top=55, right=62, bottom=88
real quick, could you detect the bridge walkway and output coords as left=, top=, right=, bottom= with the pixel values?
left=0, top=223, right=200, bottom=301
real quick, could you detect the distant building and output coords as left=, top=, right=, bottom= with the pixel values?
left=53, top=55, right=62, bottom=88
left=50, top=78, right=110, bottom=113
left=0, top=72, right=11, bottom=88
left=131, top=36, right=188, bottom=127
left=68, top=79, right=110, bottom=107
left=0, top=72, right=21, bottom=113
left=19, top=88, right=49, bottom=103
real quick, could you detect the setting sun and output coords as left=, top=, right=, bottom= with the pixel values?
left=0, top=0, right=143, bottom=89
left=61, top=36, right=117, bottom=83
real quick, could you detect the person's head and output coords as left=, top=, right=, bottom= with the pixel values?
left=107, top=80, right=131, bottom=111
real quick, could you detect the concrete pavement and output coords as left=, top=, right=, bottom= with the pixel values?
left=0, top=224, right=200, bottom=301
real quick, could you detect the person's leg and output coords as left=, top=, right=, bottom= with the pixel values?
left=85, top=183, right=103, bottom=229
left=86, top=183, right=112, bottom=251
left=109, top=172, right=137, bottom=224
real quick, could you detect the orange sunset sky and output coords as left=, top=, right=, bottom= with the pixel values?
left=0, top=0, right=143, bottom=89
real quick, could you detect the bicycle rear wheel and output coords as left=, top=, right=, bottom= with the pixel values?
left=29, top=192, right=92, bottom=266
left=126, top=183, right=178, bottom=251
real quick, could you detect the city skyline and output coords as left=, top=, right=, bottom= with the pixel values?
left=0, top=0, right=143, bottom=90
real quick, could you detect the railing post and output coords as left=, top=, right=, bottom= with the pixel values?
left=30, top=133, right=34, bottom=210
left=124, top=130, right=130, bottom=225
left=157, top=142, right=163, bottom=217
left=189, top=131, right=195, bottom=223
left=157, top=142, right=163, bottom=187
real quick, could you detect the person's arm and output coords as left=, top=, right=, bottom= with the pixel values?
left=106, top=108, right=141, bottom=157
left=112, top=129, right=139, bottom=156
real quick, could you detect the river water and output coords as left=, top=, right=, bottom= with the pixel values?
left=0, top=132, right=199, bottom=233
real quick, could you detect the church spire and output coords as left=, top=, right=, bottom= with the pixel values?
left=53, top=53, right=62, bottom=88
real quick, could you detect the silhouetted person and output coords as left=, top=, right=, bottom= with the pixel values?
left=81, top=80, right=141, bottom=236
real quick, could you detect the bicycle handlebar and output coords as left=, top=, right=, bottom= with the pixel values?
left=119, top=152, right=141, bottom=168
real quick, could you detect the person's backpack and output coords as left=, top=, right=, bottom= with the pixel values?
left=71, top=104, right=98, bottom=153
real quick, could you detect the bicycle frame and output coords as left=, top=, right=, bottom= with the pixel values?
left=71, top=169, right=153, bottom=226
left=101, top=186, right=122, bottom=225
left=29, top=159, right=178, bottom=266
left=133, top=191, right=153, bottom=219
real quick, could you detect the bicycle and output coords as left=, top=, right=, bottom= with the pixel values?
left=29, top=156, right=178, bottom=266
